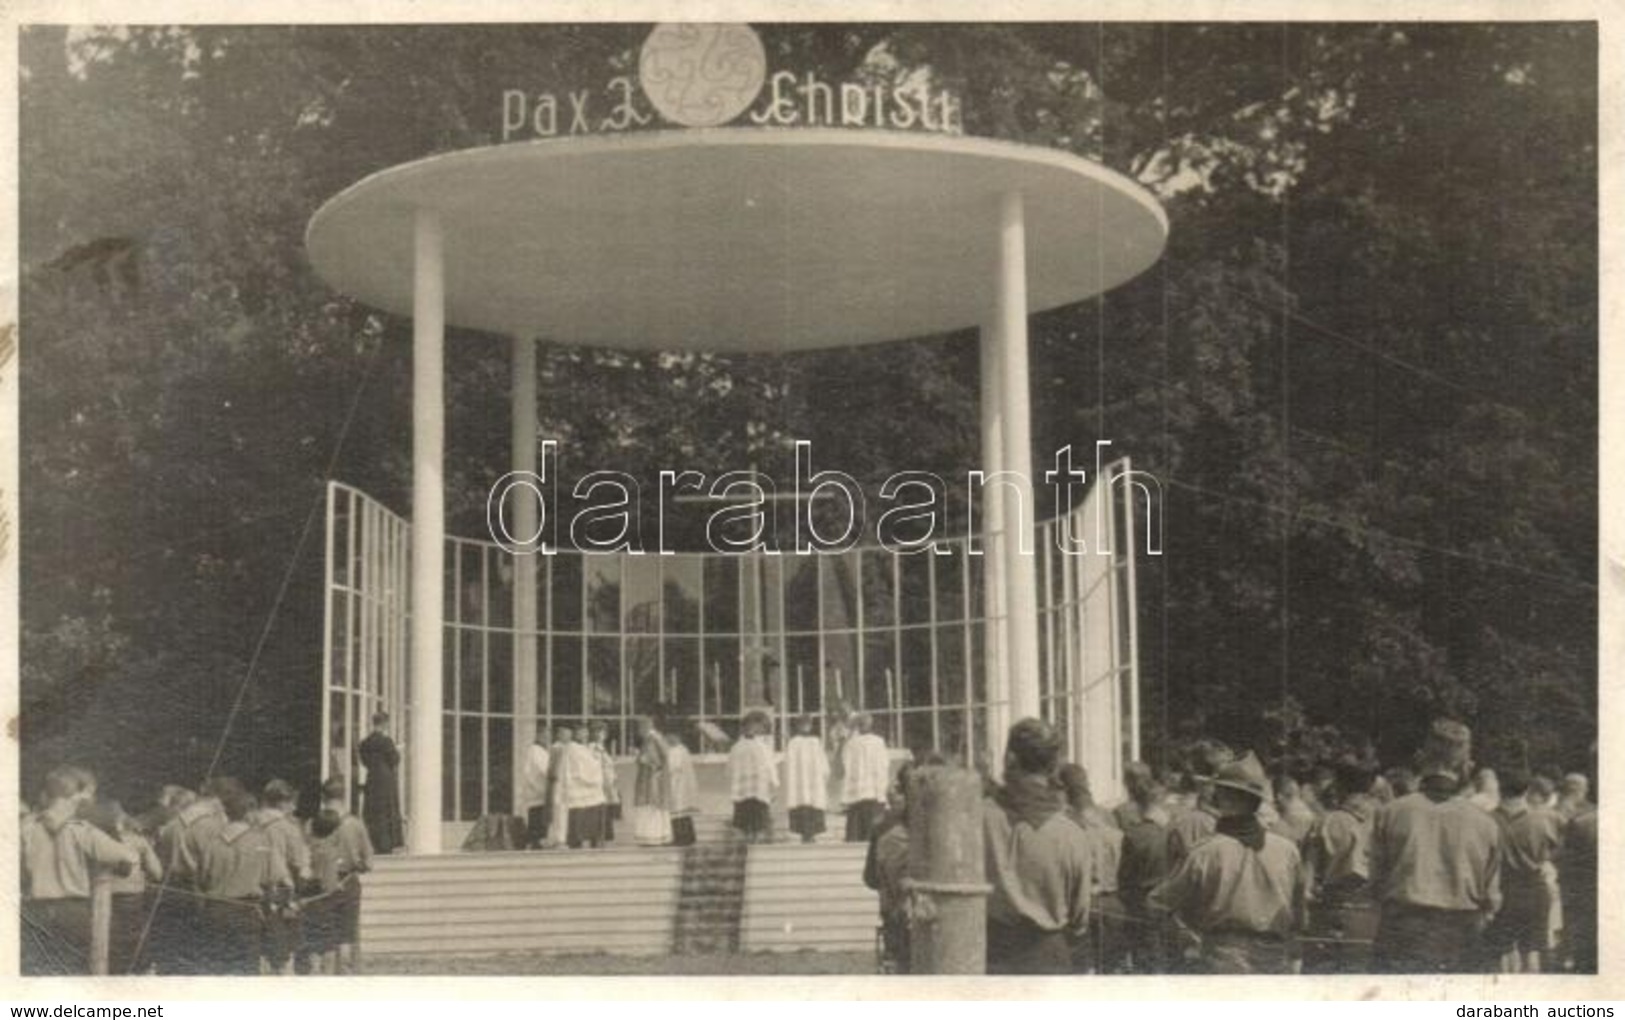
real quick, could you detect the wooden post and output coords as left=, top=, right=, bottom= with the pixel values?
left=907, top=766, right=989, bottom=974
left=89, top=877, right=114, bottom=975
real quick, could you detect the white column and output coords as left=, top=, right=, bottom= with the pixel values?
left=511, top=335, right=539, bottom=810
left=978, top=321, right=1007, bottom=773
left=408, top=208, right=445, bottom=854
left=997, top=191, right=1042, bottom=732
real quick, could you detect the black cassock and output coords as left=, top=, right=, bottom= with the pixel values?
left=358, top=731, right=405, bottom=854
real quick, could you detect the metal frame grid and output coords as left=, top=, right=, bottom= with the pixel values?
left=321, top=466, right=1141, bottom=819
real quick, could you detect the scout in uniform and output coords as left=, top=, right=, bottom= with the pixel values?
left=863, top=760, right=918, bottom=973
left=256, top=779, right=312, bottom=974
left=303, top=777, right=374, bottom=974
left=1303, top=759, right=1379, bottom=973
left=840, top=713, right=891, bottom=843
left=1369, top=719, right=1502, bottom=973
left=79, top=799, right=164, bottom=975
left=1116, top=770, right=1173, bottom=973
left=784, top=714, right=831, bottom=843
left=1058, top=763, right=1125, bottom=973
left=20, top=766, right=138, bottom=974
left=982, top=718, right=1095, bottom=975
left=520, top=726, right=552, bottom=850
left=1482, top=768, right=1564, bottom=973
left=1149, top=752, right=1306, bottom=974
left=194, top=786, right=291, bottom=974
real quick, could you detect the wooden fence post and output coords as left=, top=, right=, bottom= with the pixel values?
left=89, top=876, right=114, bottom=976
left=906, top=765, right=989, bottom=974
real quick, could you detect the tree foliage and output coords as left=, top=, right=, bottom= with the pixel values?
left=18, top=22, right=1596, bottom=804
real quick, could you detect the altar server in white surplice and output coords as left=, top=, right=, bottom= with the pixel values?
left=785, top=715, right=831, bottom=844
left=841, top=713, right=892, bottom=843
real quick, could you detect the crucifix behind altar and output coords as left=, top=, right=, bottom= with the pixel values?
left=674, top=459, right=846, bottom=742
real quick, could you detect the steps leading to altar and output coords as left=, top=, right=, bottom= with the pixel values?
left=361, top=840, right=876, bottom=958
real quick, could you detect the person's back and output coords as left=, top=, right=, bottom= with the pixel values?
left=561, top=741, right=607, bottom=808
left=520, top=734, right=552, bottom=850
left=1560, top=804, right=1597, bottom=971
left=196, top=788, right=289, bottom=974
left=784, top=728, right=828, bottom=843
left=1370, top=750, right=1502, bottom=973
left=1166, top=801, right=1218, bottom=869
left=197, top=809, right=286, bottom=900
left=1056, top=765, right=1122, bottom=896
left=20, top=769, right=139, bottom=975
left=665, top=738, right=699, bottom=845
left=1484, top=774, right=1563, bottom=972
left=1148, top=752, right=1303, bottom=974
left=1076, top=812, right=1124, bottom=894
left=1157, top=828, right=1306, bottom=961
left=22, top=802, right=135, bottom=901
left=1308, top=794, right=1375, bottom=901
left=310, top=781, right=372, bottom=974
left=667, top=741, right=698, bottom=814
left=727, top=731, right=774, bottom=801
left=1557, top=774, right=1592, bottom=822
left=728, top=723, right=777, bottom=843
left=1495, top=800, right=1562, bottom=882
left=257, top=782, right=312, bottom=884
left=982, top=719, right=1094, bottom=975
left=158, top=792, right=224, bottom=888
left=842, top=730, right=890, bottom=803
left=1372, top=788, right=1501, bottom=913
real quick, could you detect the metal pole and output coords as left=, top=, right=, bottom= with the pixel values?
left=907, top=766, right=989, bottom=974
left=321, top=482, right=336, bottom=786
left=408, top=206, right=445, bottom=854
left=978, top=321, right=1007, bottom=773
left=1122, top=457, right=1143, bottom=764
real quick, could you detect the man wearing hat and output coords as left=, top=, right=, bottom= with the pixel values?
left=1149, top=751, right=1305, bottom=974
left=1369, top=719, right=1502, bottom=972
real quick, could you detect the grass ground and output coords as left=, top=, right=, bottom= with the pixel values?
left=364, top=949, right=876, bottom=976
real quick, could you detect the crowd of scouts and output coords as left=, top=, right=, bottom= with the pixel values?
left=864, top=717, right=1599, bottom=976
left=22, top=703, right=1596, bottom=978
left=20, top=768, right=375, bottom=976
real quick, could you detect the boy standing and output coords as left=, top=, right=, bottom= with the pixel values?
left=729, top=711, right=778, bottom=843
left=785, top=715, right=830, bottom=843
left=1150, top=752, right=1306, bottom=974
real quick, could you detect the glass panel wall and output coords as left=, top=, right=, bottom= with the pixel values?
left=323, top=481, right=1133, bottom=820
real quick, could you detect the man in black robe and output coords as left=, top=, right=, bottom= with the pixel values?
left=358, top=712, right=404, bottom=854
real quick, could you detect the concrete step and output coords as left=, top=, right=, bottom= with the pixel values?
left=360, top=841, right=879, bottom=957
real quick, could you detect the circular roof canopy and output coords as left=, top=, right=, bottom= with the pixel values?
left=306, top=128, right=1167, bottom=352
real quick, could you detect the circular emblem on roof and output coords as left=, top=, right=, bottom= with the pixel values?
left=638, top=23, right=768, bottom=128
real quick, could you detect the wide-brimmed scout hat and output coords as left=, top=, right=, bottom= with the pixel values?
left=1211, top=751, right=1269, bottom=802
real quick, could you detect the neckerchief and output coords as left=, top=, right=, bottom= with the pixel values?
left=996, top=772, right=1065, bottom=829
